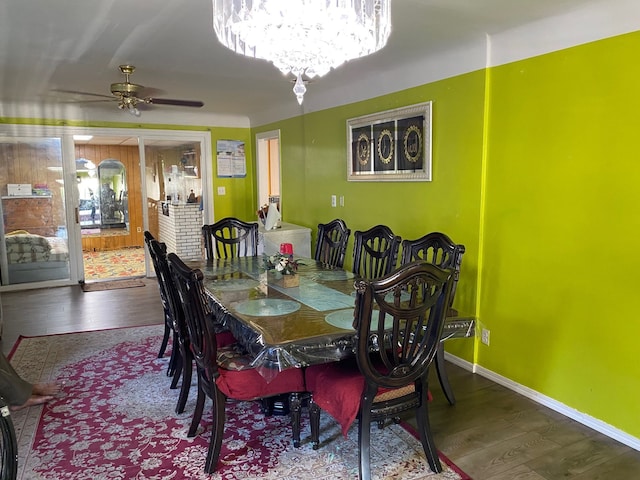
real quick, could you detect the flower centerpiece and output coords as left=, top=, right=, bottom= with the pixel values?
left=263, top=253, right=302, bottom=275
left=263, top=253, right=303, bottom=287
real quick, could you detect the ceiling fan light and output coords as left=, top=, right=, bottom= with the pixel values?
left=117, top=96, right=142, bottom=116
left=212, top=0, right=391, bottom=104
left=127, top=104, right=141, bottom=117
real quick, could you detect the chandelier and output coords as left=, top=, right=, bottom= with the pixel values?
left=212, top=0, right=392, bottom=104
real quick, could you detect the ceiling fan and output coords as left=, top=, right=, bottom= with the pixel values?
left=54, top=65, right=204, bottom=116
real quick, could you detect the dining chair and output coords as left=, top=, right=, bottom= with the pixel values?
left=144, top=231, right=177, bottom=376
left=166, top=252, right=306, bottom=474
left=352, top=225, right=401, bottom=279
left=400, top=232, right=465, bottom=405
left=314, top=219, right=351, bottom=268
left=305, top=261, right=455, bottom=479
left=202, top=217, right=259, bottom=260
left=148, top=237, right=236, bottom=414
left=147, top=237, right=191, bottom=413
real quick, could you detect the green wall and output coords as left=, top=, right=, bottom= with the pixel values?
left=209, top=127, right=256, bottom=220
left=482, top=30, right=640, bottom=438
left=254, top=70, right=487, bottom=363
left=255, top=30, right=640, bottom=440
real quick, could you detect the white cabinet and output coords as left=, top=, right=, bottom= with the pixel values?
left=258, top=222, right=312, bottom=258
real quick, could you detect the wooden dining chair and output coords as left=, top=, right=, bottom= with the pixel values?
left=148, top=237, right=236, bottom=414
left=314, top=219, right=351, bottom=268
left=352, top=225, right=401, bottom=279
left=305, top=261, right=455, bottom=479
left=167, top=252, right=306, bottom=474
left=144, top=231, right=177, bottom=376
left=400, top=232, right=465, bottom=405
left=147, top=237, right=191, bottom=412
left=202, top=217, right=259, bottom=260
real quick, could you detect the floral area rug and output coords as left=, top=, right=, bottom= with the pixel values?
left=83, top=247, right=146, bottom=280
left=9, top=326, right=470, bottom=480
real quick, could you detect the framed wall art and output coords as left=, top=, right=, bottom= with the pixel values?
left=347, top=101, right=432, bottom=182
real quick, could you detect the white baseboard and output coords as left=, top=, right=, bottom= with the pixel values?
left=443, top=352, right=640, bottom=451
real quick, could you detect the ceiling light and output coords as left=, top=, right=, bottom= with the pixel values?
left=118, top=97, right=141, bottom=117
left=73, top=135, right=93, bottom=141
left=212, top=0, right=391, bottom=105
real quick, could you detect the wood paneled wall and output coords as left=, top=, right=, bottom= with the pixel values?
left=0, top=140, right=67, bottom=230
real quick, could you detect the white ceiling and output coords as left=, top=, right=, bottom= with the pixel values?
left=0, top=0, right=631, bottom=127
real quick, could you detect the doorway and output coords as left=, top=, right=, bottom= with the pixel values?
left=74, top=136, right=205, bottom=282
left=255, top=130, right=281, bottom=212
left=142, top=140, right=204, bottom=244
left=74, top=137, right=145, bottom=281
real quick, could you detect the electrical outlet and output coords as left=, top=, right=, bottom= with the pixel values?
left=136, top=227, right=142, bottom=233
left=481, top=328, right=490, bottom=346
left=339, top=195, right=344, bottom=207
left=331, top=195, right=337, bottom=207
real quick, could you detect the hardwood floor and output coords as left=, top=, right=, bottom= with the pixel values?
left=0, top=282, right=164, bottom=354
left=1, top=283, right=639, bottom=479
left=421, top=365, right=640, bottom=479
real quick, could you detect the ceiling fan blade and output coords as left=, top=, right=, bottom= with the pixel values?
left=57, top=99, right=116, bottom=104
left=50, top=88, right=114, bottom=99
left=146, top=98, right=204, bottom=108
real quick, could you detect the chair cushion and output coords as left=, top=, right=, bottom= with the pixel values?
left=215, top=330, right=237, bottom=348
left=306, top=359, right=432, bottom=438
left=306, top=359, right=364, bottom=437
left=216, top=343, right=255, bottom=371
left=216, top=363, right=305, bottom=400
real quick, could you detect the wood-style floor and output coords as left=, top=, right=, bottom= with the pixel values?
left=1, top=283, right=639, bottom=479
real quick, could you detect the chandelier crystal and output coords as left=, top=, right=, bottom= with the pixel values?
left=212, top=0, right=392, bottom=104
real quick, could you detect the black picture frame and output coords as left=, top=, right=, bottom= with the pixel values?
left=347, top=102, right=431, bottom=182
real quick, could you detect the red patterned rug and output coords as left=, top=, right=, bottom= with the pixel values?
left=9, top=326, right=470, bottom=480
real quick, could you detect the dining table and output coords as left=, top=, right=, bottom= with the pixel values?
left=189, top=255, right=475, bottom=383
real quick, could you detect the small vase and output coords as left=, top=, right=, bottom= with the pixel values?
left=280, top=274, right=299, bottom=288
